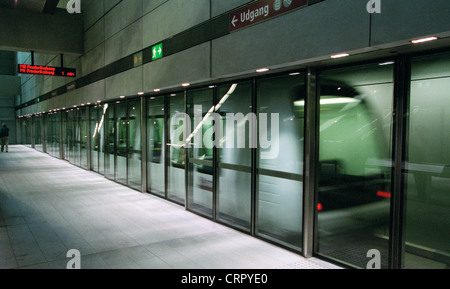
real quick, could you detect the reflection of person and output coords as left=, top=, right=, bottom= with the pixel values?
left=0, top=123, right=9, bottom=153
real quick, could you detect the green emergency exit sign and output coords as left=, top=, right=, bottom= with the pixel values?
left=152, top=43, right=163, bottom=60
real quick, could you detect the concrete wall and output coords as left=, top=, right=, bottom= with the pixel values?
left=18, top=0, right=450, bottom=116
left=0, top=75, right=21, bottom=144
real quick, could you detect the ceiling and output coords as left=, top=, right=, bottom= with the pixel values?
left=0, top=0, right=60, bottom=14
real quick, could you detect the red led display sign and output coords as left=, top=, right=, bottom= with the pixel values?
left=18, top=64, right=76, bottom=77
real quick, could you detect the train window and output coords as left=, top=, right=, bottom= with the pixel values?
left=317, top=62, right=394, bottom=268
left=256, top=73, right=305, bottom=250
left=403, top=52, right=450, bottom=268
left=148, top=96, right=165, bottom=196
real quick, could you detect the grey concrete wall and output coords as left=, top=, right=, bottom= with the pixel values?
left=17, top=0, right=450, bottom=116
left=0, top=8, right=83, bottom=55
left=0, top=75, right=20, bottom=144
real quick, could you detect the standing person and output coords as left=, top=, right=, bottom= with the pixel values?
left=0, top=123, right=9, bottom=153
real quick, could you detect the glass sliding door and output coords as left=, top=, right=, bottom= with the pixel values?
left=90, top=105, right=100, bottom=172
left=104, top=103, right=115, bottom=180
left=256, top=73, right=305, bottom=250
left=187, top=88, right=214, bottom=217
left=147, top=96, right=166, bottom=196
left=216, top=81, right=253, bottom=231
left=128, top=100, right=142, bottom=190
left=167, top=92, right=186, bottom=204
left=80, top=108, right=88, bottom=169
left=403, top=52, right=450, bottom=269
left=116, top=102, right=128, bottom=185
left=316, top=62, right=394, bottom=268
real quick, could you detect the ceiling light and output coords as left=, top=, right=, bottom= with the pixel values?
left=154, top=89, right=161, bottom=92
left=138, top=92, right=144, bottom=95
left=331, top=53, right=350, bottom=59
left=182, top=83, right=191, bottom=87
left=379, top=61, right=395, bottom=66
left=411, top=36, right=438, bottom=44
left=120, top=96, right=126, bottom=99
left=256, top=68, right=270, bottom=73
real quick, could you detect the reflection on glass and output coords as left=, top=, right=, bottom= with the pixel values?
left=404, top=53, right=450, bottom=269
left=217, top=82, right=252, bottom=231
left=80, top=108, right=88, bottom=169
left=256, top=73, right=305, bottom=250
left=116, top=102, right=127, bottom=185
left=128, top=100, right=141, bottom=190
left=187, top=88, right=214, bottom=217
left=317, top=63, right=393, bottom=268
left=104, top=103, right=115, bottom=179
left=168, top=93, right=186, bottom=204
left=148, top=96, right=165, bottom=196
left=90, top=105, right=100, bottom=172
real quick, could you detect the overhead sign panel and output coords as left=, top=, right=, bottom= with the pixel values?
left=18, top=64, right=76, bottom=77
left=230, top=0, right=308, bottom=32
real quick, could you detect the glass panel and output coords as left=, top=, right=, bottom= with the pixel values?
left=116, top=102, right=127, bottom=185
left=35, top=115, right=42, bottom=152
left=187, top=88, right=214, bottom=217
left=317, top=63, right=394, bottom=268
left=217, top=82, right=253, bottom=231
left=256, top=73, right=305, bottom=250
left=167, top=92, right=186, bottom=204
left=80, top=107, right=88, bottom=169
left=104, top=103, right=115, bottom=179
left=90, top=105, right=100, bottom=172
left=128, top=100, right=141, bottom=190
left=403, top=52, right=450, bottom=269
left=147, top=96, right=165, bottom=196
left=98, top=104, right=107, bottom=175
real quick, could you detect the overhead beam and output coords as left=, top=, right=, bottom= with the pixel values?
left=0, top=7, right=83, bottom=55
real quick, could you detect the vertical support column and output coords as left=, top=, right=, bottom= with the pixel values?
left=251, top=78, right=258, bottom=236
left=303, top=68, right=318, bottom=258
left=86, top=106, right=91, bottom=171
left=212, top=87, right=218, bottom=221
left=184, top=90, right=189, bottom=209
left=31, top=116, right=35, bottom=148
left=59, top=111, right=64, bottom=159
left=42, top=114, right=47, bottom=153
left=389, top=56, right=410, bottom=269
left=141, top=96, right=148, bottom=193
left=164, top=95, right=169, bottom=199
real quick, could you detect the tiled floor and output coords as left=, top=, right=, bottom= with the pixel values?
left=0, top=146, right=341, bottom=269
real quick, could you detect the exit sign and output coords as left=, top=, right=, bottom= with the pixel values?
left=18, top=64, right=76, bottom=77
left=152, top=43, right=163, bottom=60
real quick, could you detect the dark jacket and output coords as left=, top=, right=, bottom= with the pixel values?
left=0, top=126, right=9, bottom=137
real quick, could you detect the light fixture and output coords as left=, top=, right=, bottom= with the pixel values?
left=256, top=68, right=270, bottom=73
left=289, top=72, right=301, bottom=76
left=411, top=36, right=438, bottom=44
left=182, top=83, right=191, bottom=87
left=331, top=53, right=350, bottom=59
left=153, top=89, right=161, bottom=92
left=138, top=92, right=144, bottom=95
left=120, top=95, right=126, bottom=99
left=97, top=100, right=101, bottom=103
left=379, top=61, right=395, bottom=66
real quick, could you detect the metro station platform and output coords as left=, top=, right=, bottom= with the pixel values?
left=0, top=146, right=340, bottom=269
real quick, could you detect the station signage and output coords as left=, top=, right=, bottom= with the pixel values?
left=18, top=64, right=77, bottom=78
left=229, top=0, right=308, bottom=32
